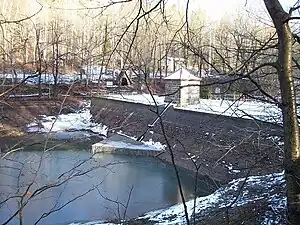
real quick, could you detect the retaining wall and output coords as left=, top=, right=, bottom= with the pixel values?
left=91, top=97, right=283, bottom=182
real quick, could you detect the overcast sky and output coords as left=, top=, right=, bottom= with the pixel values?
left=170, top=0, right=297, bottom=21
left=28, top=0, right=298, bottom=24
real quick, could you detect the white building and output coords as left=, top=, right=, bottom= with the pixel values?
left=164, top=68, right=201, bottom=106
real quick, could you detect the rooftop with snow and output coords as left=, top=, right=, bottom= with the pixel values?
left=164, top=68, right=201, bottom=81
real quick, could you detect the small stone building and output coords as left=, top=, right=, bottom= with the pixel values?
left=164, top=68, right=201, bottom=106
left=116, top=70, right=131, bottom=86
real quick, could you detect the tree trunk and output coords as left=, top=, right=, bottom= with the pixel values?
left=36, top=28, right=42, bottom=98
left=53, top=40, right=59, bottom=97
left=264, top=1, right=300, bottom=224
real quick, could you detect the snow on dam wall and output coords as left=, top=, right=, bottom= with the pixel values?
left=91, top=97, right=283, bottom=181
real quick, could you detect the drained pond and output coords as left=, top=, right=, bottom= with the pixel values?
left=0, top=134, right=214, bottom=225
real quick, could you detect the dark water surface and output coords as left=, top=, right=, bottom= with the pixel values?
left=0, top=139, right=213, bottom=225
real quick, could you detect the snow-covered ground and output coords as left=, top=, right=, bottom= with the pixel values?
left=68, top=172, right=286, bottom=225
left=8, top=93, right=50, bottom=98
left=177, top=99, right=282, bottom=124
left=101, top=94, right=282, bottom=123
left=140, top=172, right=285, bottom=225
left=69, top=222, right=119, bottom=225
left=26, top=101, right=108, bottom=136
left=0, top=72, right=115, bottom=85
left=103, top=93, right=165, bottom=106
left=0, top=73, right=81, bottom=85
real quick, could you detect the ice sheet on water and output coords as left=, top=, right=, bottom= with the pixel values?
left=26, top=101, right=108, bottom=136
left=26, top=101, right=165, bottom=151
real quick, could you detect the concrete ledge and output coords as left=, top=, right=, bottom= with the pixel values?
left=92, top=134, right=163, bottom=157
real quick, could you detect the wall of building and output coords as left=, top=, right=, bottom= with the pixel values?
left=164, top=80, right=181, bottom=104
left=164, top=80, right=201, bottom=106
left=180, top=80, right=200, bottom=106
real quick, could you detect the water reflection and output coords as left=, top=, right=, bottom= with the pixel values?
left=0, top=151, right=213, bottom=225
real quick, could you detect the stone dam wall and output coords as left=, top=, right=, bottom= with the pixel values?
left=91, top=97, right=283, bottom=182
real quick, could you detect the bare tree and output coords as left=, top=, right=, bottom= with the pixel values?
left=3, top=0, right=300, bottom=224
left=264, top=0, right=300, bottom=224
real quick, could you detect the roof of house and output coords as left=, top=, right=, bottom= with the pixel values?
left=164, top=68, right=201, bottom=81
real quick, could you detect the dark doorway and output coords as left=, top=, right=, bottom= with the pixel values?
left=121, top=77, right=128, bottom=86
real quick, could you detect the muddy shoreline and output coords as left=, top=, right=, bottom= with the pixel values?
left=0, top=97, right=83, bottom=149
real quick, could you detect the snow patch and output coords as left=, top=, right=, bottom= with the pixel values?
left=26, top=101, right=108, bottom=136
left=69, top=222, right=119, bottom=225
left=67, top=172, right=285, bottom=225
left=116, top=131, right=166, bottom=151
left=224, top=163, right=240, bottom=174
left=8, top=93, right=49, bottom=98
left=93, top=140, right=162, bottom=151
left=267, top=135, right=284, bottom=147
left=139, top=171, right=285, bottom=225
left=176, top=99, right=282, bottom=124
left=103, top=93, right=165, bottom=106
left=141, top=139, right=166, bottom=151
left=101, top=95, right=283, bottom=123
